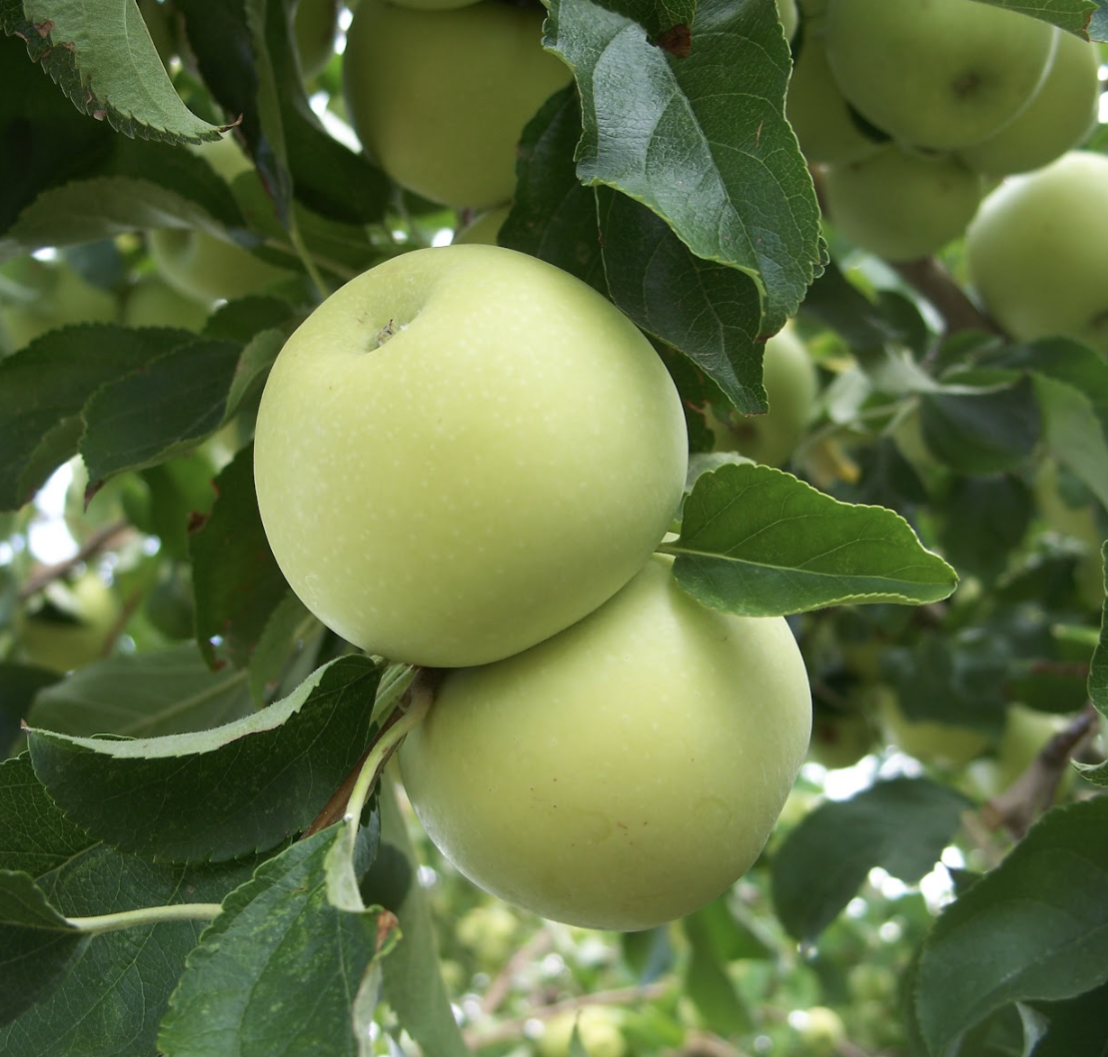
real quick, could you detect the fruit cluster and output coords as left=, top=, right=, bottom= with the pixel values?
left=252, top=243, right=813, bottom=930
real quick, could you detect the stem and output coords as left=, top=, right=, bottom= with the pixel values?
left=285, top=211, right=330, bottom=302
left=18, top=518, right=134, bottom=600
left=65, top=902, right=222, bottom=935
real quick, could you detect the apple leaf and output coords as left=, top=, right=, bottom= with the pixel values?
left=26, top=642, right=254, bottom=740
left=682, top=906, right=753, bottom=1035
left=1081, top=553, right=1108, bottom=786
left=662, top=462, right=958, bottom=616
left=190, top=445, right=290, bottom=671
left=0, top=664, right=59, bottom=759
left=545, top=0, right=823, bottom=333
left=972, top=0, right=1099, bottom=36
left=26, top=655, right=380, bottom=863
left=5, top=0, right=223, bottom=144
left=771, top=777, right=971, bottom=942
left=0, top=755, right=262, bottom=1057
left=158, top=823, right=398, bottom=1057
left=1027, top=979, right=1108, bottom=1056
left=247, top=592, right=320, bottom=707
left=376, top=781, right=471, bottom=1057
left=0, top=324, right=202, bottom=511
left=913, top=796, right=1108, bottom=1057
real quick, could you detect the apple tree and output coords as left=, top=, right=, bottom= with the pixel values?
left=1, top=1, right=1107, bottom=1055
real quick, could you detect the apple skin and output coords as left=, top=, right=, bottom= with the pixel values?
left=148, top=228, right=294, bottom=305
left=122, top=275, right=210, bottom=331
left=958, top=29, right=1101, bottom=177
left=20, top=574, right=119, bottom=673
left=786, top=24, right=887, bottom=167
left=253, top=244, right=688, bottom=669
left=824, top=146, right=984, bottom=262
left=293, top=0, right=339, bottom=80
left=399, top=554, right=813, bottom=931
left=453, top=205, right=511, bottom=247
left=965, top=151, right=1108, bottom=355
left=876, top=685, right=991, bottom=769
left=824, top=0, right=1057, bottom=151
left=706, top=326, right=818, bottom=466
left=0, top=258, right=119, bottom=352
left=538, top=1007, right=627, bottom=1057
left=776, top=0, right=798, bottom=40
left=342, top=0, right=572, bottom=209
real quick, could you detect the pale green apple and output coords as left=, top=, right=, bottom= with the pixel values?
left=824, top=0, right=1057, bottom=151
left=454, top=205, right=510, bottom=247
left=967, top=703, right=1073, bottom=797
left=342, top=0, right=573, bottom=208
left=253, top=244, right=688, bottom=668
left=797, top=1007, right=847, bottom=1057
left=399, top=554, right=813, bottom=930
left=958, top=29, right=1101, bottom=176
left=0, top=257, right=119, bottom=352
left=786, top=24, right=887, bottom=166
left=706, top=325, right=818, bottom=466
left=876, top=684, right=991, bottom=769
left=20, top=574, right=119, bottom=673
left=824, top=146, right=984, bottom=261
left=122, top=275, right=210, bottom=331
left=538, top=1008, right=627, bottom=1057
left=148, top=228, right=294, bottom=305
left=294, top=0, right=339, bottom=79
left=965, top=151, right=1108, bottom=354
left=776, top=0, right=798, bottom=40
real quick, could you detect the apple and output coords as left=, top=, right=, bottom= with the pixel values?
left=964, top=151, right=1108, bottom=355
left=785, top=24, right=888, bottom=167
left=293, top=0, right=339, bottom=80
left=0, top=257, right=119, bottom=352
left=958, top=29, right=1101, bottom=177
left=875, top=684, right=991, bottom=769
left=342, top=0, right=573, bottom=209
left=797, top=1006, right=847, bottom=1057
left=1034, top=456, right=1105, bottom=611
left=20, top=573, right=119, bottom=673
left=454, top=903, right=519, bottom=966
left=538, top=1008, right=627, bottom=1057
left=968, top=703, right=1072, bottom=797
left=824, top=0, right=1057, bottom=151
left=823, top=146, right=984, bottom=262
left=453, top=205, right=510, bottom=247
left=121, top=275, right=210, bottom=331
left=398, top=553, right=813, bottom=931
left=253, top=244, right=688, bottom=668
left=776, top=0, right=798, bottom=41
left=705, top=325, right=818, bottom=466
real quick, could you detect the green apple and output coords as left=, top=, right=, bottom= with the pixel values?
left=776, top=0, right=798, bottom=41
left=1034, top=456, right=1105, bottom=610
left=253, top=244, right=688, bottom=668
left=875, top=684, right=991, bottom=769
left=20, top=574, right=119, bottom=673
left=824, top=0, right=1057, bottom=151
left=538, top=1008, right=627, bottom=1057
left=0, top=257, right=119, bottom=352
left=786, top=24, right=887, bottom=166
left=342, top=0, right=573, bottom=209
left=823, top=146, right=984, bottom=262
left=148, top=228, right=294, bottom=305
left=293, top=0, right=339, bottom=80
left=706, top=325, right=818, bottom=466
left=965, top=151, right=1108, bottom=355
left=121, top=275, right=210, bottom=331
left=454, top=903, right=519, bottom=965
left=398, top=554, right=813, bottom=931
left=454, top=205, right=511, bottom=247
left=958, top=29, right=1101, bottom=177
left=797, top=1007, right=847, bottom=1057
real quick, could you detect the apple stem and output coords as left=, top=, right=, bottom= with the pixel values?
left=65, top=902, right=222, bottom=935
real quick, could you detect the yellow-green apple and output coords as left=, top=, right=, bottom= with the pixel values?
left=958, top=29, right=1101, bottom=177
left=0, top=257, right=119, bottom=352
left=776, top=0, right=798, bottom=40
left=966, top=703, right=1073, bottom=799
left=797, top=1007, right=847, bottom=1057
left=293, top=0, right=339, bottom=79
left=20, top=574, right=119, bottom=672
left=148, top=228, right=294, bottom=305
left=121, top=275, right=210, bottom=331
left=253, top=244, right=688, bottom=668
left=786, top=25, right=887, bottom=166
left=824, top=146, right=984, bottom=261
left=824, top=0, right=1057, bottom=151
left=398, top=553, right=812, bottom=930
left=538, top=1007, right=628, bottom=1057
left=875, top=684, right=991, bottom=769
left=706, top=325, right=818, bottom=466
left=965, top=151, right=1108, bottom=355
left=454, top=205, right=511, bottom=246
left=342, top=0, right=572, bottom=208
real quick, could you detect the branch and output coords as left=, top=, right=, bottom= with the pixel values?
left=18, top=518, right=135, bottom=600
left=887, top=257, right=1002, bottom=338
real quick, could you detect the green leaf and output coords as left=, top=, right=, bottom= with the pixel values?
left=1029, top=979, right=1108, bottom=1057
left=682, top=905, right=752, bottom=1034
left=26, top=642, right=253, bottom=740
left=27, top=655, right=381, bottom=863
left=972, top=0, right=1098, bottom=37
left=546, top=0, right=823, bottom=332
left=0, top=325, right=192, bottom=511
left=663, top=462, right=958, bottom=616
left=914, top=796, right=1108, bottom=1056
left=158, top=824, right=397, bottom=1057
left=0, top=755, right=261, bottom=1057
left=1035, top=374, right=1108, bottom=513
left=376, top=781, right=470, bottom=1057
left=247, top=592, right=320, bottom=707
left=771, top=777, right=970, bottom=942
left=80, top=336, right=243, bottom=483
left=8, top=0, right=222, bottom=143
left=0, top=870, right=84, bottom=1028
left=190, top=445, right=290, bottom=670
left=1081, top=551, right=1108, bottom=786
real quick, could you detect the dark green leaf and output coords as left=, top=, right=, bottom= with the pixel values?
left=190, top=445, right=289, bottom=670
left=682, top=905, right=752, bottom=1034
left=974, top=0, right=1098, bottom=36
left=0, top=664, right=59, bottom=758
left=915, top=797, right=1108, bottom=1056
left=1080, top=547, right=1108, bottom=786
left=27, top=655, right=380, bottom=862
left=663, top=462, right=958, bottom=616
left=934, top=474, right=1035, bottom=583
left=1030, top=979, right=1108, bottom=1057
left=771, top=777, right=970, bottom=941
